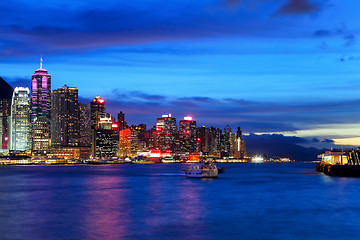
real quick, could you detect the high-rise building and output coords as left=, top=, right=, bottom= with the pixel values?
left=90, top=96, right=106, bottom=129
left=51, top=85, right=79, bottom=147
left=0, top=116, right=2, bottom=149
left=143, top=127, right=156, bottom=150
left=223, top=125, right=232, bottom=153
left=234, top=127, right=246, bottom=159
left=196, top=126, right=209, bottom=153
left=9, top=87, right=31, bottom=151
left=118, top=128, right=131, bottom=157
left=31, top=58, right=51, bottom=151
left=118, top=111, right=125, bottom=130
left=156, top=114, right=177, bottom=151
left=196, top=126, right=224, bottom=157
left=79, top=102, right=91, bottom=146
left=135, top=124, right=147, bottom=138
left=208, top=127, right=222, bottom=156
left=0, top=77, right=14, bottom=149
left=179, top=116, right=197, bottom=152
left=91, top=116, right=119, bottom=158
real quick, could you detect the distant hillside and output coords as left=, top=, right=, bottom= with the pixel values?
left=0, top=77, right=13, bottom=99
left=244, top=134, right=324, bottom=161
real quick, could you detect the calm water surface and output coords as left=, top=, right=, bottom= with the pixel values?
left=0, top=163, right=360, bottom=240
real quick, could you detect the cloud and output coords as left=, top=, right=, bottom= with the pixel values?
left=78, top=89, right=360, bottom=136
left=0, top=0, right=332, bottom=58
left=313, top=26, right=357, bottom=53
left=322, top=138, right=334, bottom=143
left=3, top=83, right=359, bottom=133
left=112, top=89, right=166, bottom=102
left=230, top=121, right=299, bottom=132
left=274, top=0, right=320, bottom=16
left=224, top=0, right=243, bottom=8
left=3, top=1, right=257, bottom=55
left=343, top=34, right=356, bottom=47
left=314, top=29, right=331, bottom=37
left=6, top=76, right=31, bottom=89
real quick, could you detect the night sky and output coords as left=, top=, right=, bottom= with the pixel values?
left=1, top=0, right=359, bottom=151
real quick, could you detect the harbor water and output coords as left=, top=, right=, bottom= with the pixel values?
left=0, top=163, right=360, bottom=240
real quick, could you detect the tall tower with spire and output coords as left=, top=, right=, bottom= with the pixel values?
left=31, top=57, right=51, bottom=151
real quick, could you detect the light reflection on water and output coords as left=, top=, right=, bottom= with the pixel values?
left=1, top=163, right=360, bottom=239
left=82, top=174, right=131, bottom=239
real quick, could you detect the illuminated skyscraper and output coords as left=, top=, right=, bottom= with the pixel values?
left=90, top=96, right=106, bottom=129
left=196, top=126, right=223, bottom=157
left=179, top=116, right=197, bottom=152
left=51, top=85, right=79, bottom=147
left=9, top=87, right=31, bottom=151
left=0, top=77, right=13, bottom=149
left=143, top=127, right=156, bottom=150
left=196, top=126, right=209, bottom=153
left=208, top=126, right=222, bottom=155
left=31, top=58, right=51, bottom=151
left=118, top=128, right=131, bottom=157
left=234, top=127, right=246, bottom=159
left=79, top=102, right=91, bottom=146
left=91, top=116, right=119, bottom=158
left=223, top=125, right=232, bottom=153
left=127, top=124, right=147, bottom=153
left=156, top=114, right=177, bottom=151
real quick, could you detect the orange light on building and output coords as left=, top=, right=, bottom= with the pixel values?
left=188, top=152, right=200, bottom=162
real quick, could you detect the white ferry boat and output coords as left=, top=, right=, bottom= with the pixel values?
left=184, top=162, right=219, bottom=178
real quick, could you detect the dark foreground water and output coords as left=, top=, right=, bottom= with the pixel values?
left=0, top=163, right=360, bottom=240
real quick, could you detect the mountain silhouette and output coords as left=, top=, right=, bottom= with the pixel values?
left=0, top=77, right=13, bottom=99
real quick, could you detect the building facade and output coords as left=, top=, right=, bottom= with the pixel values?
left=91, top=117, right=119, bottom=158
left=51, top=85, right=79, bottom=147
left=118, top=128, right=131, bottom=157
left=234, top=127, right=246, bottom=159
left=118, top=111, right=125, bottom=130
left=90, top=96, right=106, bottom=129
left=0, top=77, right=14, bottom=149
left=9, top=87, right=31, bottom=151
left=156, top=114, right=178, bottom=151
left=31, top=58, right=51, bottom=151
left=79, top=102, right=91, bottom=146
left=179, top=117, right=197, bottom=152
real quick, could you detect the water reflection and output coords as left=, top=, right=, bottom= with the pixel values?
left=82, top=168, right=131, bottom=239
left=2, top=164, right=360, bottom=240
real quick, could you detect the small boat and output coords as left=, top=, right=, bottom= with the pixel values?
left=184, top=162, right=219, bottom=178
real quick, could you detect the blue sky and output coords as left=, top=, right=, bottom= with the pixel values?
left=1, top=0, right=360, bottom=149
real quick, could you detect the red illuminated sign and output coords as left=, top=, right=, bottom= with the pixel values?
left=111, top=123, right=119, bottom=129
left=149, top=149, right=161, bottom=158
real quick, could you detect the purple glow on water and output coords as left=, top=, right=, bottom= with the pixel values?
left=1, top=164, right=360, bottom=240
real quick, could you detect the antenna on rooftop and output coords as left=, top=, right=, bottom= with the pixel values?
left=40, top=53, right=43, bottom=69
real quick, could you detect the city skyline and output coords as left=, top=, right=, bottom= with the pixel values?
left=1, top=0, right=360, bottom=149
